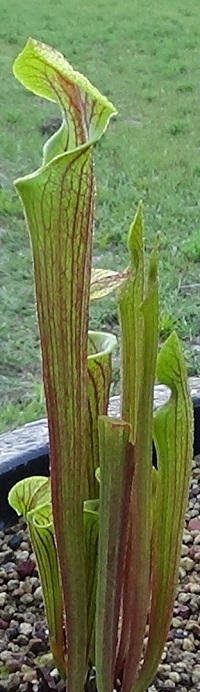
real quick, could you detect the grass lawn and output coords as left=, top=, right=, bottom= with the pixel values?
left=1, top=0, right=200, bottom=431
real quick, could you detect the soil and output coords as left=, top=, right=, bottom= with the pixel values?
left=0, top=457, right=200, bottom=692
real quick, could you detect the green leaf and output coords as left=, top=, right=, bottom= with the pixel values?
left=90, top=268, right=130, bottom=301
left=118, top=202, right=144, bottom=442
left=13, top=38, right=117, bottom=151
left=151, top=466, right=158, bottom=534
left=8, top=475, right=50, bottom=517
left=122, top=246, right=159, bottom=692
left=13, top=32, right=116, bottom=683
left=43, top=119, right=69, bottom=165
left=15, top=144, right=95, bottom=689
left=8, top=478, right=65, bottom=678
left=87, top=331, right=117, bottom=498
left=9, top=478, right=99, bottom=675
left=84, top=500, right=99, bottom=665
left=95, top=468, right=101, bottom=484
left=28, top=502, right=65, bottom=677
left=96, top=416, right=134, bottom=692
left=133, top=332, right=193, bottom=692
left=116, top=466, right=158, bottom=683
left=13, top=39, right=116, bottom=689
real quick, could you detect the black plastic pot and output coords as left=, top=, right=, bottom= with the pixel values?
left=0, top=419, right=49, bottom=526
left=0, top=393, right=200, bottom=526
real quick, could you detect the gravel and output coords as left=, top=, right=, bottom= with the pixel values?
left=0, top=456, right=199, bottom=691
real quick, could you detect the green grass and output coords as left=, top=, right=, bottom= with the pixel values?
left=1, top=0, right=200, bottom=431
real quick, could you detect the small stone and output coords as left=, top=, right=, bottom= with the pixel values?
left=176, top=672, right=190, bottom=686
left=0, top=569, right=7, bottom=580
left=0, top=632, right=8, bottom=648
left=16, top=634, right=29, bottom=646
left=188, top=518, right=200, bottom=531
left=0, top=650, right=11, bottom=662
left=20, top=542, right=30, bottom=551
left=19, top=622, right=32, bottom=637
left=33, top=586, right=43, bottom=602
left=8, top=535, right=22, bottom=550
left=161, top=650, right=167, bottom=661
left=12, top=587, right=24, bottom=597
left=0, top=591, right=8, bottom=606
left=189, top=582, right=200, bottom=594
left=190, top=601, right=199, bottom=614
left=20, top=594, right=33, bottom=605
left=22, top=668, right=37, bottom=683
left=29, top=577, right=39, bottom=588
left=35, top=652, right=54, bottom=670
left=9, top=620, right=18, bottom=627
left=0, top=550, right=13, bottom=566
left=2, top=543, right=11, bottom=553
left=163, top=680, right=175, bottom=689
left=7, top=672, right=21, bottom=691
left=22, top=581, right=32, bottom=594
left=9, top=571, right=19, bottom=581
left=0, top=640, right=6, bottom=652
left=0, top=618, right=9, bottom=630
left=28, top=637, right=46, bottom=654
left=189, top=546, right=197, bottom=558
left=182, top=637, right=196, bottom=652
left=17, top=560, right=35, bottom=579
left=0, top=630, right=8, bottom=643
left=167, top=630, right=174, bottom=641
left=16, top=614, right=26, bottom=623
left=0, top=582, right=8, bottom=592
left=194, top=535, right=200, bottom=545
left=186, top=621, right=200, bottom=637
left=169, top=671, right=180, bottom=683
left=174, top=633, right=185, bottom=643
left=7, top=580, right=19, bottom=591
left=176, top=605, right=190, bottom=619
left=24, top=613, right=36, bottom=625
left=183, top=531, right=193, bottom=544
left=7, top=643, right=20, bottom=653
left=6, top=658, right=22, bottom=673
left=8, top=627, right=19, bottom=641
left=179, top=566, right=186, bottom=579
left=15, top=550, right=29, bottom=562
left=180, top=557, right=194, bottom=572
left=191, top=593, right=200, bottom=605
left=178, top=592, right=191, bottom=604
left=3, top=606, right=15, bottom=620
left=171, top=616, right=182, bottom=627
left=3, top=563, right=17, bottom=574
left=192, top=665, right=200, bottom=683
left=34, top=623, right=48, bottom=640
left=190, top=485, right=199, bottom=495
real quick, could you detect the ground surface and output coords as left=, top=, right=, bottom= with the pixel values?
left=1, top=0, right=200, bottom=430
left=0, top=457, right=200, bottom=691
